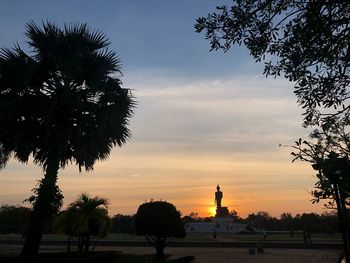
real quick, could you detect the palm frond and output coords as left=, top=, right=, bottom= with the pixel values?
left=85, top=27, right=110, bottom=50
left=63, top=22, right=110, bottom=52
left=25, top=20, right=60, bottom=53
left=0, top=144, right=10, bottom=169
left=1, top=21, right=135, bottom=172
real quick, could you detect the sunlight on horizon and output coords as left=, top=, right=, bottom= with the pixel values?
left=208, top=206, right=216, bottom=217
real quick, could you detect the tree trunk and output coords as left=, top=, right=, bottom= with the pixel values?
left=155, top=237, right=165, bottom=261
left=20, top=158, right=60, bottom=258
left=67, top=235, right=71, bottom=254
left=91, top=236, right=98, bottom=252
left=78, top=234, right=84, bottom=254
left=338, top=184, right=350, bottom=263
left=84, top=234, right=90, bottom=254
left=333, top=183, right=350, bottom=263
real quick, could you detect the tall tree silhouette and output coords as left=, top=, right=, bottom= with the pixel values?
left=0, top=21, right=134, bottom=257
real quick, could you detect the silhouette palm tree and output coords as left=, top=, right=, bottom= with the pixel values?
left=0, top=21, right=134, bottom=256
left=54, top=193, right=110, bottom=254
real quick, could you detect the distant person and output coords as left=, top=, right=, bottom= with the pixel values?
left=212, top=229, right=217, bottom=241
left=303, top=229, right=307, bottom=243
left=303, top=229, right=312, bottom=244
left=262, top=229, right=267, bottom=240
left=306, top=230, right=312, bottom=243
left=290, top=230, right=294, bottom=237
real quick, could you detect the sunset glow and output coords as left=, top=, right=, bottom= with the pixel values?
left=208, top=206, right=216, bottom=217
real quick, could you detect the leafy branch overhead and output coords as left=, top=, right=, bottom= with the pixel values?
left=195, top=1, right=350, bottom=126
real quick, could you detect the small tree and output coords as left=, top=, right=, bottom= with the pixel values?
left=54, top=193, right=110, bottom=254
left=135, top=201, right=186, bottom=260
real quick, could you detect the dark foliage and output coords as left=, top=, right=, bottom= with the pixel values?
left=245, top=211, right=339, bottom=233
left=195, top=1, right=350, bottom=126
left=54, top=193, right=110, bottom=254
left=0, top=21, right=135, bottom=171
left=135, top=201, right=186, bottom=260
left=291, top=123, right=350, bottom=208
left=0, top=205, right=30, bottom=234
left=111, top=214, right=135, bottom=234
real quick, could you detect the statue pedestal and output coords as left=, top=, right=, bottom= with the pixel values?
left=215, top=206, right=230, bottom=217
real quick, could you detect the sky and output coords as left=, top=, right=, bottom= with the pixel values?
left=0, top=0, right=326, bottom=218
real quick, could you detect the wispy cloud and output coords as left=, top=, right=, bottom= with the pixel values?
left=127, top=73, right=307, bottom=155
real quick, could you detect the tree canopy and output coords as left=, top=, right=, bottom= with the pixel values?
left=135, top=201, right=185, bottom=260
left=195, top=1, right=350, bottom=126
left=0, top=21, right=134, bottom=171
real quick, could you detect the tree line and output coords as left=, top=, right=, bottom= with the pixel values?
left=0, top=197, right=185, bottom=260
left=0, top=204, right=339, bottom=235
left=181, top=211, right=339, bottom=234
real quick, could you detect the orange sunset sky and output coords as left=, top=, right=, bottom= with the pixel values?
left=0, top=1, right=328, bottom=218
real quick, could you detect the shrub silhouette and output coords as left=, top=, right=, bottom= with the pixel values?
left=135, top=201, right=186, bottom=260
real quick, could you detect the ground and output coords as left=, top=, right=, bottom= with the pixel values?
left=99, top=247, right=342, bottom=263
left=0, top=234, right=343, bottom=262
left=0, top=244, right=342, bottom=263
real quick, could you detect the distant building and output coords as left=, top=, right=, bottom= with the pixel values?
left=185, top=219, right=247, bottom=233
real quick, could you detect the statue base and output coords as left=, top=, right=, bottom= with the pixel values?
left=215, top=206, right=230, bottom=217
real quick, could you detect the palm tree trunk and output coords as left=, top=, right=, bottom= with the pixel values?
left=91, top=236, right=98, bottom=252
left=78, top=234, right=84, bottom=254
left=20, top=158, right=60, bottom=258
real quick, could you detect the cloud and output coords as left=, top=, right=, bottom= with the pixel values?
left=125, top=72, right=307, bottom=156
